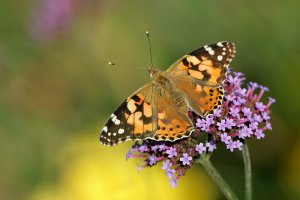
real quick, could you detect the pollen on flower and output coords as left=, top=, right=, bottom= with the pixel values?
left=125, top=69, right=275, bottom=188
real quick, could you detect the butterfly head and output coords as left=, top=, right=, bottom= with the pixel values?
left=148, top=67, right=160, bottom=79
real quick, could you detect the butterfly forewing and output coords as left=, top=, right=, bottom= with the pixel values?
left=100, top=84, right=156, bottom=146
left=167, top=41, right=236, bottom=86
left=166, top=41, right=235, bottom=116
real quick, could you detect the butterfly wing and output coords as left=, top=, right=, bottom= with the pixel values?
left=151, top=83, right=194, bottom=141
left=100, top=84, right=156, bottom=146
left=166, top=41, right=236, bottom=116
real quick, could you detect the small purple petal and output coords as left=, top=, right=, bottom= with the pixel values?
left=226, top=118, right=236, bottom=129
left=169, top=178, right=178, bottom=188
left=138, top=145, right=149, bottom=153
left=242, top=107, right=252, bottom=117
left=262, top=111, right=271, bottom=121
left=166, top=169, right=175, bottom=179
left=220, top=133, right=232, bottom=144
left=266, top=122, right=272, bottom=130
left=195, top=143, right=206, bottom=154
left=249, top=121, right=258, bottom=130
left=180, top=153, right=192, bottom=165
left=166, top=147, right=177, bottom=158
left=217, top=119, right=227, bottom=131
left=149, top=155, right=157, bottom=165
left=206, top=142, right=217, bottom=152
left=226, top=140, right=236, bottom=152
left=162, top=160, right=172, bottom=170
left=254, top=129, right=265, bottom=139
left=234, top=140, right=243, bottom=151
left=230, top=107, right=240, bottom=118
left=256, top=102, right=266, bottom=112
left=238, top=126, right=253, bottom=139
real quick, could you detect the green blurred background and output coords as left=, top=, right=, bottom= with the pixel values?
left=1, top=0, right=300, bottom=199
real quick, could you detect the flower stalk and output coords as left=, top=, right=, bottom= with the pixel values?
left=242, top=143, right=252, bottom=200
left=196, top=154, right=239, bottom=200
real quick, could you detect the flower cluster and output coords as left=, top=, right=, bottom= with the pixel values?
left=126, top=70, right=275, bottom=188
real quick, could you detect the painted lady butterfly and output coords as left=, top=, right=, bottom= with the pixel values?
left=100, top=41, right=236, bottom=146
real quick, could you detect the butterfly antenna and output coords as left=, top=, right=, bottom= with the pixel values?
left=108, top=61, right=116, bottom=66
left=108, top=61, right=147, bottom=71
left=145, top=31, right=154, bottom=67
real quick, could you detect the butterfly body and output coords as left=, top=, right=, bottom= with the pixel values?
left=100, top=41, right=236, bottom=146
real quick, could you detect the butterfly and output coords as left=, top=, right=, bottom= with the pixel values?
left=100, top=41, right=236, bottom=146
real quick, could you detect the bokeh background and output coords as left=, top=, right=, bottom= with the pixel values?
left=1, top=0, right=300, bottom=199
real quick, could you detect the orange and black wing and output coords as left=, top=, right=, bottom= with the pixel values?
left=100, top=84, right=157, bottom=146
left=167, top=41, right=236, bottom=116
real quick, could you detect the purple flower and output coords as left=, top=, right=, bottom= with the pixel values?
left=138, top=145, right=149, bottom=152
left=256, top=102, right=266, bottom=112
left=239, top=127, right=253, bottom=139
left=262, top=111, right=270, bottom=121
left=149, top=155, right=157, bottom=165
left=233, top=97, right=246, bottom=106
left=158, top=144, right=166, bottom=151
left=166, top=147, right=177, bottom=158
left=217, top=119, right=227, bottom=131
left=260, top=85, right=269, bottom=92
left=180, top=153, right=192, bottom=165
left=227, top=74, right=241, bottom=85
left=220, top=133, right=232, bottom=144
left=254, top=129, right=265, bottom=139
left=226, top=118, right=236, bottom=129
left=249, top=121, right=258, bottom=130
left=237, top=88, right=247, bottom=97
left=162, top=160, right=172, bottom=170
left=226, top=94, right=236, bottom=102
left=151, top=145, right=159, bottom=151
left=169, top=178, right=178, bottom=188
left=196, top=118, right=206, bottom=129
left=267, top=97, right=276, bottom=108
left=266, top=122, right=272, bottom=130
left=226, top=140, right=236, bottom=152
left=242, top=107, right=252, bottom=118
left=230, top=107, right=240, bottom=118
left=166, top=169, right=175, bottom=179
left=195, top=143, right=206, bottom=154
left=206, top=142, right=217, bottom=152
left=214, top=108, right=222, bottom=117
left=206, top=115, right=215, bottom=126
left=252, top=114, right=263, bottom=123
left=234, top=140, right=243, bottom=151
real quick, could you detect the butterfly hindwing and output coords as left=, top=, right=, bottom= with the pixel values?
left=152, top=85, right=194, bottom=141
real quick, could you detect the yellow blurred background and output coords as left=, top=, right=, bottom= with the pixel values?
left=1, top=0, right=300, bottom=199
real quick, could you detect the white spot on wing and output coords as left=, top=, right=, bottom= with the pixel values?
left=115, top=119, right=120, bottom=125
left=102, top=126, right=108, bottom=133
left=118, top=128, right=125, bottom=134
left=217, top=55, right=223, bottom=61
left=217, top=42, right=224, bottom=47
left=205, top=47, right=215, bottom=55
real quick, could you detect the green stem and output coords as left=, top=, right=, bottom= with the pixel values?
left=196, top=154, right=239, bottom=200
left=242, top=143, right=252, bottom=200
